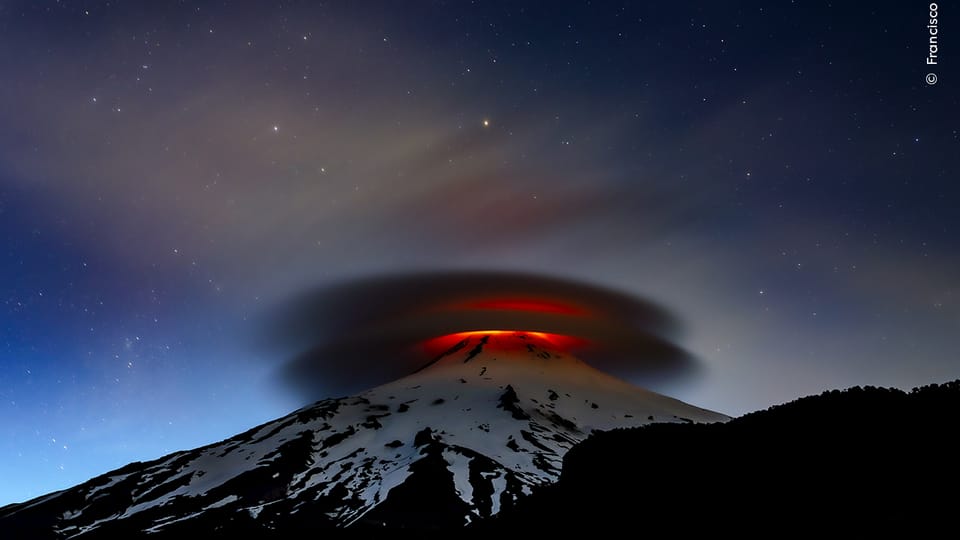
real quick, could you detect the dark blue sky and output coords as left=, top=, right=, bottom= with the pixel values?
left=1, top=0, right=957, bottom=504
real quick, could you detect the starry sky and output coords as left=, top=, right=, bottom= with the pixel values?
left=1, top=0, right=957, bottom=505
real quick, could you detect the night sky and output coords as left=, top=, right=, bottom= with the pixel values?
left=1, top=1, right=957, bottom=505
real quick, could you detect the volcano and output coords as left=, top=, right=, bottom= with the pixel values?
left=1, top=332, right=727, bottom=536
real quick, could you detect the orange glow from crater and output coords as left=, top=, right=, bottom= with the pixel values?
left=420, top=330, right=586, bottom=356
left=449, top=330, right=551, bottom=339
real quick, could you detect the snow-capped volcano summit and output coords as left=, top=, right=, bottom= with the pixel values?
left=1, top=332, right=727, bottom=536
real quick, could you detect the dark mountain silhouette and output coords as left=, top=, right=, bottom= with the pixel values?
left=487, top=380, right=960, bottom=531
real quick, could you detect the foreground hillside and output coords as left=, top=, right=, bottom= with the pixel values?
left=490, top=380, right=960, bottom=530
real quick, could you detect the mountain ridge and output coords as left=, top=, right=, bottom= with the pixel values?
left=1, top=332, right=725, bottom=537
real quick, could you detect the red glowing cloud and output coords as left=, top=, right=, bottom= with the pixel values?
left=450, top=298, right=588, bottom=316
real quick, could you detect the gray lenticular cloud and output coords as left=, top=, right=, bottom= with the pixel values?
left=268, top=271, right=701, bottom=401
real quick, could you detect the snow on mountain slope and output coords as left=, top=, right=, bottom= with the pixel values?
left=0, top=332, right=728, bottom=535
